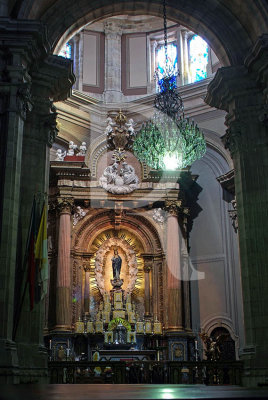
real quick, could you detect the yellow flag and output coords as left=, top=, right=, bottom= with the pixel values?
left=35, top=203, right=48, bottom=299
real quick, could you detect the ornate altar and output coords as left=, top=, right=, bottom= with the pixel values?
left=47, top=110, right=200, bottom=363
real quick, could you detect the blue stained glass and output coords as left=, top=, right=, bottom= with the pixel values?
left=59, top=42, right=72, bottom=59
left=156, top=43, right=178, bottom=80
left=189, top=35, right=208, bottom=83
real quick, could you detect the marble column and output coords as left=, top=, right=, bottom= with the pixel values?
left=177, top=30, right=184, bottom=87
left=72, top=35, right=79, bottom=90
left=181, top=30, right=190, bottom=85
left=103, top=20, right=122, bottom=103
left=55, top=198, right=74, bottom=331
left=165, top=201, right=183, bottom=332
left=205, top=35, right=268, bottom=385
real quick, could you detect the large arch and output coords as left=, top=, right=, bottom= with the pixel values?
left=11, top=0, right=267, bottom=67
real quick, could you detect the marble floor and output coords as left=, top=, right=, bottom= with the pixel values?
left=1, top=385, right=268, bottom=400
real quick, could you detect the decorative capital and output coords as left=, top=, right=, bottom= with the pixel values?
left=104, top=21, right=122, bottom=37
left=83, top=263, right=91, bottom=272
left=164, top=200, right=182, bottom=216
left=142, top=254, right=154, bottom=272
left=57, top=197, right=74, bottom=214
left=144, top=264, right=153, bottom=273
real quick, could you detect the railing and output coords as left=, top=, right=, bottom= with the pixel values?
left=48, top=360, right=243, bottom=385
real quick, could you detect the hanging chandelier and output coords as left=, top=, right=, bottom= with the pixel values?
left=133, top=0, right=206, bottom=170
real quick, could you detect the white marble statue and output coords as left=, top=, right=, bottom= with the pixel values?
left=101, top=162, right=119, bottom=185
left=120, top=162, right=139, bottom=185
left=105, top=117, right=115, bottom=136
left=77, top=142, right=87, bottom=156
left=67, top=141, right=77, bottom=156
left=99, top=161, right=139, bottom=194
left=55, top=149, right=66, bottom=161
left=125, top=118, right=136, bottom=136
left=73, top=206, right=87, bottom=226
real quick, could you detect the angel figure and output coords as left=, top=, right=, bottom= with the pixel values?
left=105, top=117, right=115, bottom=136
left=67, top=141, right=77, bottom=156
left=125, top=118, right=136, bottom=136
left=77, top=142, right=87, bottom=156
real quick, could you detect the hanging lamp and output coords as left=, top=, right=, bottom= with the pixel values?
left=133, top=0, right=206, bottom=170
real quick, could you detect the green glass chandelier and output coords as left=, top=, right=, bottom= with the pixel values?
left=133, top=0, right=206, bottom=170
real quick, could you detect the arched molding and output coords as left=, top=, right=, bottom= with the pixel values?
left=193, top=143, right=231, bottom=178
left=72, top=209, right=163, bottom=255
left=203, top=129, right=233, bottom=169
left=86, top=133, right=150, bottom=180
left=27, top=0, right=260, bottom=68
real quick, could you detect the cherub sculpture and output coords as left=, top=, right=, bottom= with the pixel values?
left=77, top=142, right=87, bottom=156
left=67, top=141, right=77, bottom=156
left=105, top=117, right=115, bottom=136
left=125, top=118, right=136, bottom=136
left=55, top=149, right=66, bottom=161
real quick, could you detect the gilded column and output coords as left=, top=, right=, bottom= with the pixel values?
left=143, top=255, right=153, bottom=317
left=55, top=198, right=74, bottom=331
left=165, top=200, right=183, bottom=332
left=83, top=262, right=91, bottom=315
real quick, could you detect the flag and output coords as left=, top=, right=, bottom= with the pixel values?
left=28, top=197, right=37, bottom=311
left=35, top=202, right=48, bottom=301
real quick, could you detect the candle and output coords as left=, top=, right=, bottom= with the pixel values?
left=49, top=340, right=52, bottom=350
left=194, top=340, right=198, bottom=350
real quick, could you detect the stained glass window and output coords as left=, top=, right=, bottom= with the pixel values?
left=59, top=42, right=72, bottom=59
left=156, top=42, right=178, bottom=80
left=189, top=35, right=208, bottom=83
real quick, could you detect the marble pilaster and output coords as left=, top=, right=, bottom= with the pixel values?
left=0, top=19, right=52, bottom=383
left=205, top=35, right=268, bottom=385
left=103, top=21, right=122, bottom=103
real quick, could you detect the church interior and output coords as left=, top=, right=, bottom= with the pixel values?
left=0, top=0, right=267, bottom=397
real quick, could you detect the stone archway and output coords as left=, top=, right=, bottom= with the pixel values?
left=15, top=0, right=266, bottom=68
